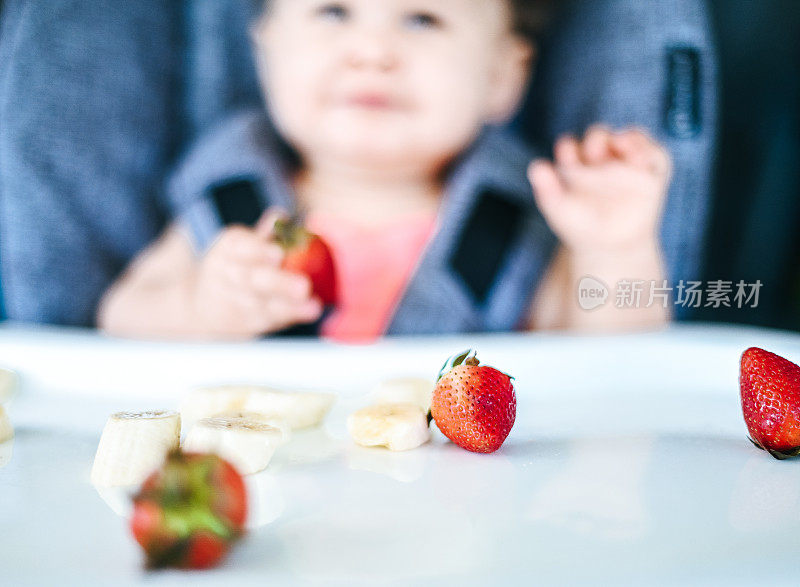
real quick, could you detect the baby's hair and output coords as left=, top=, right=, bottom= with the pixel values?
left=508, top=0, right=555, bottom=44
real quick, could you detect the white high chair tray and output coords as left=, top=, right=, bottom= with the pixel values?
left=1, top=323, right=798, bottom=586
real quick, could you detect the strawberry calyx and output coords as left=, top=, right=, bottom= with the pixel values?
left=437, top=350, right=478, bottom=382
left=436, top=349, right=514, bottom=382
left=133, top=451, right=241, bottom=569
left=273, top=217, right=311, bottom=251
left=748, top=437, right=800, bottom=461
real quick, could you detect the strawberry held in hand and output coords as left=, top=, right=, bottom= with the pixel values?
left=740, top=347, right=800, bottom=460
left=273, top=217, right=338, bottom=306
left=131, top=450, right=247, bottom=569
left=431, top=350, right=516, bottom=454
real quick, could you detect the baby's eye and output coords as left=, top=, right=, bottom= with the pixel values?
left=404, top=12, right=443, bottom=31
left=315, top=3, right=350, bottom=23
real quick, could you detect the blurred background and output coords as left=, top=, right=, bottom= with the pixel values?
left=698, top=0, right=800, bottom=331
left=0, top=0, right=798, bottom=332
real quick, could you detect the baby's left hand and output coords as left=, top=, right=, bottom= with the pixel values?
left=529, top=125, right=672, bottom=256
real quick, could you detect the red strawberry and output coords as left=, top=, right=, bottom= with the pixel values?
left=740, top=347, right=800, bottom=459
left=182, top=532, right=229, bottom=570
left=274, top=218, right=338, bottom=306
left=431, top=350, right=516, bottom=454
left=130, top=450, right=248, bottom=569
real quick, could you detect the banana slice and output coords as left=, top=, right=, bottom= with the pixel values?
left=181, top=385, right=335, bottom=431
left=216, top=411, right=292, bottom=445
left=370, top=378, right=433, bottom=414
left=243, top=388, right=335, bottom=430
left=183, top=416, right=283, bottom=475
left=91, top=411, right=181, bottom=487
left=179, top=385, right=251, bottom=430
left=0, top=406, right=13, bottom=443
left=0, top=368, right=18, bottom=405
left=347, top=403, right=430, bottom=452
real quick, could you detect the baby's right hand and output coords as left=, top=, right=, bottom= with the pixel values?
left=191, top=224, right=323, bottom=339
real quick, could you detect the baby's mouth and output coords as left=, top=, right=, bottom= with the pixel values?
left=342, top=93, right=401, bottom=110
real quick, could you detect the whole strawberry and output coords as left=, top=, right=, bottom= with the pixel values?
left=131, top=450, right=247, bottom=569
left=274, top=218, right=338, bottom=306
left=740, top=347, right=800, bottom=460
left=431, top=350, right=516, bottom=454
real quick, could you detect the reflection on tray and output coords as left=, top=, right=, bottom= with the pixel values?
left=246, top=472, right=285, bottom=529
left=271, top=428, right=343, bottom=470
left=94, top=484, right=135, bottom=518
left=527, top=437, right=653, bottom=540
left=347, top=445, right=429, bottom=483
left=93, top=471, right=285, bottom=530
left=0, top=439, right=13, bottom=469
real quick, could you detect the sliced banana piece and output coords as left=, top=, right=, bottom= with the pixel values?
left=370, top=378, right=433, bottom=414
left=347, top=403, right=430, bottom=452
left=216, top=411, right=292, bottom=445
left=91, top=411, right=181, bottom=487
left=243, top=388, right=335, bottom=430
left=183, top=416, right=283, bottom=475
left=179, top=385, right=251, bottom=429
left=0, top=368, right=18, bottom=405
left=181, top=385, right=335, bottom=431
left=0, top=406, right=12, bottom=443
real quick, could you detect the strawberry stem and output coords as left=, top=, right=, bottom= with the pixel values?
left=273, top=217, right=308, bottom=250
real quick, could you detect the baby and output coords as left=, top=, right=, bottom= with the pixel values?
left=98, top=0, right=671, bottom=340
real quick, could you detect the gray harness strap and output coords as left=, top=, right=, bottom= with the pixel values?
left=388, top=130, right=557, bottom=334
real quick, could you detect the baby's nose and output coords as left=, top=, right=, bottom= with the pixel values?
left=343, top=28, right=399, bottom=72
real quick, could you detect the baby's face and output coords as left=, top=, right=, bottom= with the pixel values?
left=255, top=0, right=532, bottom=174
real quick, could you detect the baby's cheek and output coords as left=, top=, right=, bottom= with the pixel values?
left=263, top=62, right=325, bottom=141
left=413, top=67, right=488, bottom=153
left=265, top=82, right=309, bottom=141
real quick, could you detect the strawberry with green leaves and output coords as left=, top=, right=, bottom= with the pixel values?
left=431, top=350, right=516, bottom=454
left=740, top=347, right=800, bottom=460
left=130, top=450, right=247, bottom=569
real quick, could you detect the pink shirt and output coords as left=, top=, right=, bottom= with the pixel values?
left=306, top=212, right=438, bottom=343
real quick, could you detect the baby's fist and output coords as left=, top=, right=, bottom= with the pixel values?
left=192, top=224, right=322, bottom=339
